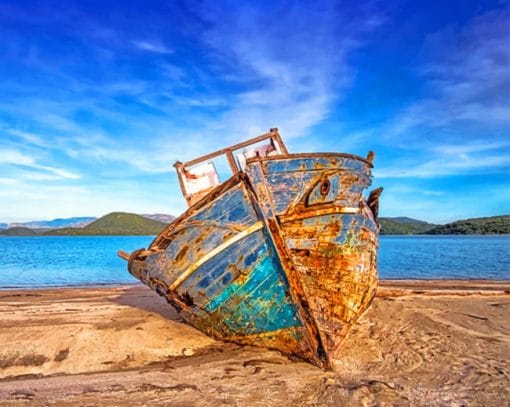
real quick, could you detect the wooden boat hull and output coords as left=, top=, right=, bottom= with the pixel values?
left=125, top=153, right=379, bottom=369
left=246, top=155, right=379, bottom=365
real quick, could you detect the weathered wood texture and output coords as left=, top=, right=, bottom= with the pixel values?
left=127, top=178, right=321, bottom=365
left=124, top=139, right=379, bottom=370
left=246, top=155, right=378, bottom=367
left=173, top=128, right=288, bottom=206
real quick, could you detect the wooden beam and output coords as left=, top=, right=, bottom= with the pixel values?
left=183, top=129, right=286, bottom=168
left=117, top=250, right=130, bottom=261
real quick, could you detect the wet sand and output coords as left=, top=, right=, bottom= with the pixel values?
left=0, top=281, right=509, bottom=406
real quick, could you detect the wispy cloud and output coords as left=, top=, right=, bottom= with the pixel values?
left=33, top=164, right=80, bottom=180
left=376, top=154, right=509, bottom=179
left=383, top=6, right=510, bottom=143
left=431, top=141, right=510, bottom=156
left=132, top=40, right=173, bottom=54
left=369, top=5, right=510, bottom=185
left=0, top=177, right=19, bottom=186
left=6, top=128, right=48, bottom=147
left=379, top=181, right=510, bottom=223
left=0, top=149, right=81, bottom=180
left=0, top=176, right=184, bottom=222
left=0, top=149, right=35, bottom=166
left=1, top=1, right=508, bottom=222
left=376, top=139, right=510, bottom=179
left=187, top=1, right=384, bottom=140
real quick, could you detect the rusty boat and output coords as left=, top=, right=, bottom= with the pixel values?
left=119, top=128, right=382, bottom=370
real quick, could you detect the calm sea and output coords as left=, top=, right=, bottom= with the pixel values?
left=0, top=235, right=508, bottom=289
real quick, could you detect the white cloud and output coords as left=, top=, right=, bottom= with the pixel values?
left=0, top=149, right=35, bottom=165
left=187, top=1, right=383, bottom=140
left=0, top=177, right=185, bottom=223
left=432, top=141, right=510, bottom=156
left=0, top=148, right=81, bottom=180
left=379, top=182, right=510, bottom=224
left=0, top=177, right=19, bottom=186
left=368, top=6, right=510, bottom=182
left=375, top=154, right=509, bottom=179
left=0, top=2, right=385, bottom=178
left=132, top=40, right=173, bottom=54
left=32, top=164, right=80, bottom=179
left=6, top=129, right=48, bottom=147
left=383, top=6, right=510, bottom=143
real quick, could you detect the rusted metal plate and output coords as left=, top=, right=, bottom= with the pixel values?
left=121, top=131, right=380, bottom=370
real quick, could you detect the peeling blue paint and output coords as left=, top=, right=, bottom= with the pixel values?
left=125, top=147, right=379, bottom=370
left=210, top=255, right=302, bottom=334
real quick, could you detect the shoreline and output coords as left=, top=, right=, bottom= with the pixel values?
left=1, top=282, right=508, bottom=405
left=2, top=278, right=509, bottom=292
left=0, top=281, right=140, bottom=292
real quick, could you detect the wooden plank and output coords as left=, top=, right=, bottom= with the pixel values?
left=168, top=221, right=264, bottom=291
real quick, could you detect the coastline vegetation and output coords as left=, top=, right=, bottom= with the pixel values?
left=0, top=213, right=167, bottom=236
left=1, top=214, right=508, bottom=236
left=379, top=215, right=509, bottom=235
left=424, top=215, right=510, bottom=235
left=379, top=217, right=436, bottom=235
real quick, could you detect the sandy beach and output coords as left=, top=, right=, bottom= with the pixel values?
left=0, top=281, right=509, bottom=406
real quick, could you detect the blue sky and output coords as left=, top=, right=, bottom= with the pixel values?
left=0, top=0, right=509, bottom=223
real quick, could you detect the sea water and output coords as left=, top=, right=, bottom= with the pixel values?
left=379, top=235, right=509, bottom=280
left=0, top=235, right=508, bottom=288
left=0, top=236, right=148, bottom=289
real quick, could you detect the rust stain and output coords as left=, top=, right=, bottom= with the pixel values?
left=119, top=128, right=382, bottom=371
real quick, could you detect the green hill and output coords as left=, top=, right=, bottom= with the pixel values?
left=0, top=226, right=41, bottom=236
left=425, top=215, right=510, bottom=235
left=46, top=212, right=167, bottom=236
left=3, top=213, right=508, bottom=236
left=379, top=217, right=436, bottom=235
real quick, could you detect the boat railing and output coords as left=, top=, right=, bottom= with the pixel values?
left=174, top=128, right=288, bottom=206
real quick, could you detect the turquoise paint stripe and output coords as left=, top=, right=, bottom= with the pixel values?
left=204, top=253, right=272, bottom=313
left=206, top=255, right=302, bottom=335
left=233, top=270, right=299, bottom=333
left=231, top=283, right=301, bottom=334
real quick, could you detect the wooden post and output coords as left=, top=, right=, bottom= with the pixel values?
left=270, top=128, right=289, bottom=155
left=226, top=150, right=239, bottom=174
left=173, top=161, right=191, bottom=205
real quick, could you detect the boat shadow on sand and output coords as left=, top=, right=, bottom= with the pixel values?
left=110, top=285, right=309, bottom=366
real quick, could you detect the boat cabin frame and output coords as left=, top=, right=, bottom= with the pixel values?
left=174, top=128, right=288, bottom=206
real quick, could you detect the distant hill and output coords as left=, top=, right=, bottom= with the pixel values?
left=386, top=217, right=430, bottom=225
left=2, top=214, right=173, bottom=230
left=0, top=226, right=41, bottom=236
left=8, top=217, right=97, bottom=229
left=141, top=214, right=176, bottom=224
left=2, top=213, right=508, bottom=236
left=46, top=212, right=167, bottom=236
left=425, top=215, right=510, bottom=235
left=379, top=217, right=436, bottom=235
